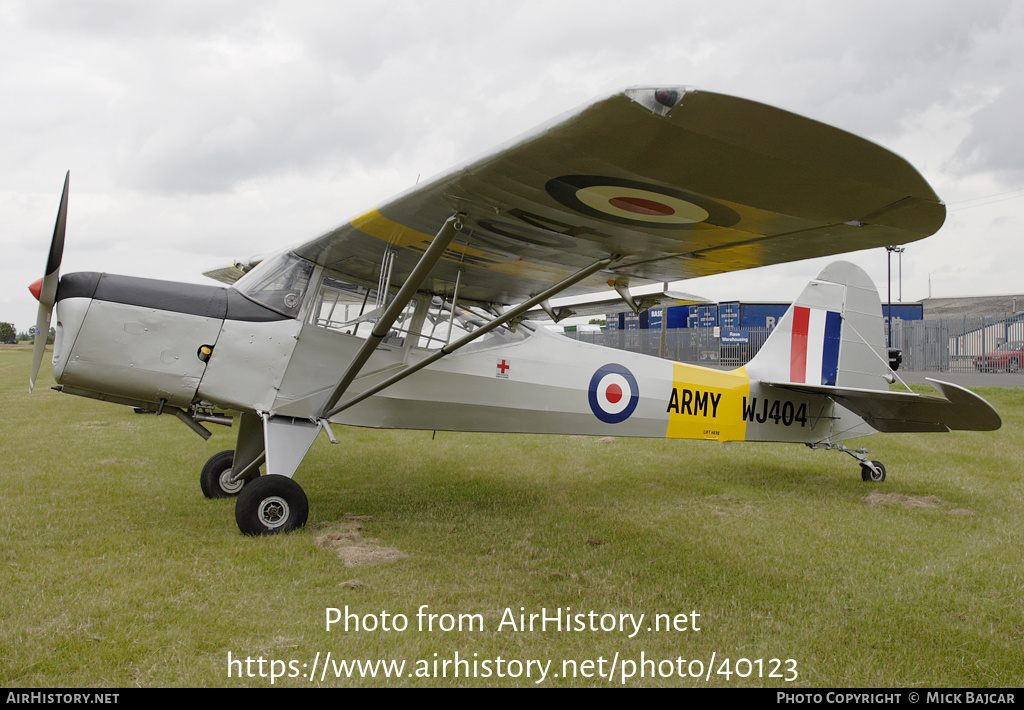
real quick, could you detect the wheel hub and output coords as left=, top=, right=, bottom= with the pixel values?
left=258, top=496, right=290, bottom=529
left=219, top=468, right=244, bottom=495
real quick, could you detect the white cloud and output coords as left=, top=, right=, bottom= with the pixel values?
left=4, top=0, right=1024, bottom=334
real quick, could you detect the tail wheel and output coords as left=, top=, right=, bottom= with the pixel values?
left=235, top=475, right=309, bottom=536
left=860, top=460, right=886, bottom=482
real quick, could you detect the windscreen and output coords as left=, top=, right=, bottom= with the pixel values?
left=234, top=252, right=315, bottom=318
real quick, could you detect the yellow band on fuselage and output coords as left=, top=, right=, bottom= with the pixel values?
left=665, top=364, right=750, bottom=441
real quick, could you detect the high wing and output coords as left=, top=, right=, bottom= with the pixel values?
left=292, top=86, right=945, bottom=306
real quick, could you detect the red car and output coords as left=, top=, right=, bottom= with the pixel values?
left=974, top=341, right=1024, bottom=373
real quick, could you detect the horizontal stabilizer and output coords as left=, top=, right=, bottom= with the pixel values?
left=765, top=378, right=1001, bottom=433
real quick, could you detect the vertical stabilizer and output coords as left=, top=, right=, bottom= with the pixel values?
left=743, top=262, right=889, bottom=391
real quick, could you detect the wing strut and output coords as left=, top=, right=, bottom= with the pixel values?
left=318, top=214, right=465, bottom=418
left=320, top=255, right=619, bottom=420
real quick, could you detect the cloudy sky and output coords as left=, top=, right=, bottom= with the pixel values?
left=3, top=0, right=1023, bottom=333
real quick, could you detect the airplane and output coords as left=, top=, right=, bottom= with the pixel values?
left=28, top=86, right=1001, bottom=536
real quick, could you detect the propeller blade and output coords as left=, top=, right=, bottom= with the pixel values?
left=30, top=171, right=69, bottom=393
left=46, top=171, right=69, bottom=283
left=30, top=302, right=51, bottom=394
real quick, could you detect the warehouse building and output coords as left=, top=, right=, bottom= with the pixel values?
left=578, top=295, right=1022, bottom=372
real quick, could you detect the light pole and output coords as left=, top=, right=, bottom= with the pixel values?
left=885, top=245, right=905, bottom=349
left=898, top=247, right=903, bottom=302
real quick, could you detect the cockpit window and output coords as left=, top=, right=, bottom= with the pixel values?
left=308, top=269, right=535, bottom=350
left=309, top=275, right=375, bottom=333
left=234, top=251, right=314, bottom=318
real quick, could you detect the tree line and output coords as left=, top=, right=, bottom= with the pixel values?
left=0, top=322, right=55, bottom=344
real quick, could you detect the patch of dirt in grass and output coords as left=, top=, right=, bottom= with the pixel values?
left=96, top=457, right=148, bottom=466
left=861, top=491, right=973, bottom=515
left=313, top=514, right=407, bottom=567
left=73, top=418, right=139, bottom=428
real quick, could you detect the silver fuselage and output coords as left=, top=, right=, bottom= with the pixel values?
left=50, top=264, right=874, bottom=446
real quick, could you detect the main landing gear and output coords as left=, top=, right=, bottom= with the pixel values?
left=199, top=446, right=312, bottom=536
left=199, top=412, right=319, bottom=535
left=809, top=443, right=886, bottom=483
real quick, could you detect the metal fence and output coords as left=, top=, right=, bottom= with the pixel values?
left=562, top=327, right=771, bottom=368
left=893, top=315, right=1023, bottom=372
left=561, top=315, right=1023, bottom=373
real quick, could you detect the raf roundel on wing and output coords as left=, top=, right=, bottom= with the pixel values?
left=545, top=175, right=740, bottom=229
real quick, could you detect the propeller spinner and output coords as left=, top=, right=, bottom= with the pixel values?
left=29, top=171, right=69, bottom=392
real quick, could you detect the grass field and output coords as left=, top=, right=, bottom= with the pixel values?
left=1, top=345, right=1022, bottom=687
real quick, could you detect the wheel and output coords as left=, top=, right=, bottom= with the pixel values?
left=235, top=475, right=309, bottom=535
left=1008, top=359, right=1019, bottom=373
left=860, top=460, right=886, bottom=482
left=200, top=450, right=257, bottom=499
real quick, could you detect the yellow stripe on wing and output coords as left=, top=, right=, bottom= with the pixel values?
left=349, top=208, right=578, bottom=282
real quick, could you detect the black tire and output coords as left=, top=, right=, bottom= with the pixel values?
left=200, top=450, right=257, bottom=499
left=1008, top=359, right=1019, bottom=373
left=860, top=460, right=886, bottom=483
left=235, top=475, right=309, bottom=536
